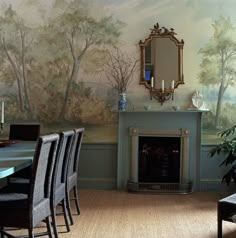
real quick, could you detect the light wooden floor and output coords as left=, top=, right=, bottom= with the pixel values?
left=8, top=189, right=236, bottom=238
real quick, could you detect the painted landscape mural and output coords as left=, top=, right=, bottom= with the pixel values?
left=0, top=0, right=235, bottom=143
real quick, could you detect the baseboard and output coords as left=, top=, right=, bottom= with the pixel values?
left=78, top=177, right=117, bottom=190
left=200, top=179, right=235, bottom=192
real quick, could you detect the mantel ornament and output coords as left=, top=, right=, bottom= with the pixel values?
left=139, top=22, right=185, bottom=105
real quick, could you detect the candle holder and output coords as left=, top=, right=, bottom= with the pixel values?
left=0, top=122, right=3, bottom=134
left=150, top=88, right=174, bottom=105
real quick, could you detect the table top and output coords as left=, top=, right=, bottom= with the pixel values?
left=0, top=141, right=35, bottom=179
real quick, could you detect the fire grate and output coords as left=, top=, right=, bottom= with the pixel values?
left=127, top=181, right=192, bottom=194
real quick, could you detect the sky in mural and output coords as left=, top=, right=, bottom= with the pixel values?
left=0, top=0, right=235, bottom=89
left=96, top=0, right=236, bottom=93
left=1, top=0, right=235, bottom=76
left=0, top=0, right=234, bottom=95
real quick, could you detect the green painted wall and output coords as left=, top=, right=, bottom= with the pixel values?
left=79, top=143, right=234, bottom=192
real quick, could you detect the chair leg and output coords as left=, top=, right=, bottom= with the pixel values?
left=218, top=217, right=222, bottom=238
left=217, top=203, right=222, bottom=238
left=51, top=207, right=59, bottom=238
left=0, top=227, right=4, bottom=238
left=46, top=216, right=53, bottom=238
left=66, top=188, right=74, bottom=225
left=28, top=227, right=34, bottom=238
left=73, top=186, right=80, bottom=215
left=62, top=199, right=70, bottom=232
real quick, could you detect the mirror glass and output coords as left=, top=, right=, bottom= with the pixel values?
left=139, top=23, right=184, bottom=103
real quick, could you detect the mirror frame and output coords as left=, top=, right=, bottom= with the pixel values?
left=139, top=22, right=184, bottom=93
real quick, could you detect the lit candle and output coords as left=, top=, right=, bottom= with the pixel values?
left=161, top=80, right=164, bottom=91
left=171, top=80, right=175, bottom=89
left=1, top=101, right=4, bottom=124
left=151, top=77, right=154, bottom=88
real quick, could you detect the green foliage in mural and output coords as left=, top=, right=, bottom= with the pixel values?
left=65, top=81, right=117, bottom=125
left=0, top=0, right=125, bottom=125
left=199, top=16, right=236, bottom=129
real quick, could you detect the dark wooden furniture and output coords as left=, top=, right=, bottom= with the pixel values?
left=7, top=124, right=40, bottom=183
left=218, top=193, right=236, bottom=238
left=9, top=124, right=40, bottom=141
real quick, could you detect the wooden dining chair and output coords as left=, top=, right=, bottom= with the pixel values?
left=0, top=133, right=59, bottom=238
left=9, top=124, right=40, bottom=141
left=65, top=128, right=84, bottom=225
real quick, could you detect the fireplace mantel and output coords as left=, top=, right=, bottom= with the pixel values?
left=117, top=109, right=208, bottom=113
left=117, top=110, right=205, bottom=192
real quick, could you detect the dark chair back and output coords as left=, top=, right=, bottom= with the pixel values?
left=0, top=133, right=59, bottom=237
left=29, top=134, right=59, bottom=209
left=68, top=128, right=84, bottom=184
left=53, top=130, right=75, bottom=195
left=9, top=124, right=40, bottom=141
left=50, top=130, right=75, bottom=237
left=65, top=128, right=84, bottom=225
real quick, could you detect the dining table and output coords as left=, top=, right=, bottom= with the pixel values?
left=0, top=140, right=35, bottom=179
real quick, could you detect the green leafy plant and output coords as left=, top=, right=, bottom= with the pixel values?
left=209, top=124, right=236, bottom=185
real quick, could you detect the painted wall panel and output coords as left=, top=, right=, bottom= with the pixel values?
left=78, top=143, right=234, bottom=192
left=78, top=143, right=117, bottom=189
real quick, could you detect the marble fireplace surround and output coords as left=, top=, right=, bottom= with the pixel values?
left=117, top=110, right=204, bottom=192
left=128, top=127, right=191, bottom=193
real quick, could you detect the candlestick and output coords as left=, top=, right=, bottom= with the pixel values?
left=171, top=80, right=175, bottom=89
left=161, top=80, right=164, bottom=91
left=1, top=101, right=4, bottom=124
left=151, top=77, right=154, bottom=88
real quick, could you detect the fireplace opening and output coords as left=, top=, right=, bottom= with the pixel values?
left=138, top=136, right=181, bottom=183
left=127, top=128, right=192, bottom=194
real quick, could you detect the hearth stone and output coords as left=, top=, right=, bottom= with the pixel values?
left=127, top=181, right=192, bottom=194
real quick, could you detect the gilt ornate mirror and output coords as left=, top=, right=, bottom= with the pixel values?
left=139, top=22, right=184, bottom=104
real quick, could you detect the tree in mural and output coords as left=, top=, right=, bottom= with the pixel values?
left=199, top=16, right=236, bottom=129
left=0, top=5, right=35, bottom=118
left=48, top=0, right=124, bottom=119
left=0, top=0, right=125, bottom=124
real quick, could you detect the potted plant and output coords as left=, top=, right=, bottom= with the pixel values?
left=209, top=124, right=236, bottom=185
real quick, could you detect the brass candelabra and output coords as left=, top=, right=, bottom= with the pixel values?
left=150, top=88, right=174, bottom=105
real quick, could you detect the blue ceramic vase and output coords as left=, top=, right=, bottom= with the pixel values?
left=118, top=93, right=126, bottom=111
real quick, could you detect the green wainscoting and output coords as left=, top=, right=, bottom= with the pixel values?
left=0, top=143, right=233, bottom=192
left=78, top=143, right=234, bottom=192
left=78, top=143, right=118, bottom=190
left=200, top=145, right=235, bottom=192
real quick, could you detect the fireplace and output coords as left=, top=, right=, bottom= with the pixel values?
left=138, top=136, right=180, bottom=183
left=117, top=111, right=203, bottom=192
left=127, top=127, right=192, bottom=194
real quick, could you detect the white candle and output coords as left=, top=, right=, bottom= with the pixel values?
left=151, top=77, right=154, bottom=88
left=171, top=80, right=175, bottom=89
left=1, top=101, right=4, bottom=123
left=161, top=80, right=164, bottom=91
